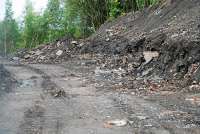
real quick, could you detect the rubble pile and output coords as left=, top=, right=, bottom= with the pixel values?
left=16, top=0, right=200, bottom=93
left=15, top=38, right=81, bottom=64
left=79, top=0, right=200, bottom=82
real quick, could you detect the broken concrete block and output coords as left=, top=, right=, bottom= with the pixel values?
left=143, top=51, right=159, bottom=64
left=56, top=50, right=63, bottom=56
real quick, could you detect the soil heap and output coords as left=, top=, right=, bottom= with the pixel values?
left=17, top=0, right=200, bottom=91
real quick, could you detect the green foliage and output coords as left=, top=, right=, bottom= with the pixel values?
left=23, top=0, right=64, bottom=48
left=0, top=0, right=159, bottom=53
left=109, top=0, right=123, bottom=18
left=137, top=0, right=159, bottom=8
left=0, top=0, right=20, bottom=54
left=23, top=0, right=36, bottom=48
left=64, top=0, right=158, bottom=30
left=65, top=0, right=110, bottom=32
left=44, top=0, right=65, bottom=41
left=0, top=22, right=4, bottom=52
left=109, top=0, right=158, bottom=19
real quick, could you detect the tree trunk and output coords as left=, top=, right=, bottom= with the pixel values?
left=144, top=0, right=151, bottom=8
left=4, top=26, right=7, bottom=56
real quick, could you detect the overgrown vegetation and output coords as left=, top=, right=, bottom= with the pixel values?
left=0, top=0, right=158, bottom=54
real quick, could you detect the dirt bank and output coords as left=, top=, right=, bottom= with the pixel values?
left=17, top=0, right=200, bottom=82
left=2, top=0, right=200, bottom=133
left=80, top=0, right=200, bottom=81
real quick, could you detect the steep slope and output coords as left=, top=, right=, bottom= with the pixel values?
left=80, top=0, right=200, bottom=81
left=8, top=1, right=200, bottom=132
left=18, top=0, right=200, bottom=82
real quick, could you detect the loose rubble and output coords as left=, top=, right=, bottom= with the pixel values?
left=104, top=119, right=128, bottom=127
left=15, top=0, right=200, bottom=95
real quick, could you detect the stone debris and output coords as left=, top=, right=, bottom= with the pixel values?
left=56, top=50, right=63, bottom=56
left=71, top=40, right=78, bottom=45
left=143, top=51, right=159, bottom=64
left=54, top=89, right=66, bottom=98
left=24, top=54, right=31, bottom=59
left=12, top=57, right=20, bottom=61
left=15, top=37, right=79, bottom=64
left=104, top=119, right=128, bottom=127
left=35, top=50, right=43, bottom=56
left=14, top=0, right=200, bottom=95
left=9, top=1, right=200, bottom=132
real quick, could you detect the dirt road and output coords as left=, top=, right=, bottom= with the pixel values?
left=0, top=58, right=200, bottom=134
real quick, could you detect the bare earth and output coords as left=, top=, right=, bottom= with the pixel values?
left=0, top=57, right=200, bottom=134
left=1, top=0, right=200, bottom=133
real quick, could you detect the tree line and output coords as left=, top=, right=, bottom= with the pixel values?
left=0, top=0, right=158, bottom=54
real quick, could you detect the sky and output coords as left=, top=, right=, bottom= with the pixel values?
left=0, top=0, right=48, bottom=21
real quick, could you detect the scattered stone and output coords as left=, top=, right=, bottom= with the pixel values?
left=24, top=54, right=31, bottom=59
left=12, top=57, right=20, bottom=61
left=105, top=38, right=110, bottom=42
left=39, top=56, right=45, bottom=60
left=143, top=51, right=159, bottom=64
left=54, top=89, right=66, bottom=98
left=142, top=68, right=153, bottom=76
left=171, top=33, right=179, bottom=38
left=35, top=50, right=43, bottom=56
left=14, top=0, right=200, bottom=97
left=56, top=50, right=63, bottom=56
left=29, top=51, right=36, bottom=55
left=71, top=41, right=78, bottom=45
left=137, top=115, right=147, bottom=120
left=105, top=119, right=128, bottom=127
left=79, top=42, right=85, bottom=47
left=105, top=29, right=113, bottom=33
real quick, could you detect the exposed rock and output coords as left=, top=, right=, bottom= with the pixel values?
left=105, top=119, right=128, bottom=127
left=39, top=56, right=45, bottom=60
left=35, top=50, right=43, bottom=56
left=143, top=51, right=159, bottom=64
left=79, top=42, right=85, bottom=47
left=24, top=54, right=31, bottom=59
left=12, top=57, right=20, bottom=61
left=15, top=0, right=200, bottom=94
left=71, top=41, right=78, bottom=45
left=56, top=50, right=63, bottom=56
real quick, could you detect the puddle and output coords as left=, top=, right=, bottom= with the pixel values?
left=19, top=79, right=35, bottom=88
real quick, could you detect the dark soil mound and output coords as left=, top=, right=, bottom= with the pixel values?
left=18, top=0, right=200, bottom=82
left=79, top=0, right=200, bottom=81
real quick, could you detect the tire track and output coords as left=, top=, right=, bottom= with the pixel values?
left=11, top=64, right=67, bottom=134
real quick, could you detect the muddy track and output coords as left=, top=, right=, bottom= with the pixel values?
left=0, top=63, right=66, bottom=134
left=23, top=65, right=68, bottom=98
left=1, top=59, right=200, bottom=134
left=16, top=64, right=68, bottom=134
left=0, top=64, right=17, bottom=95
